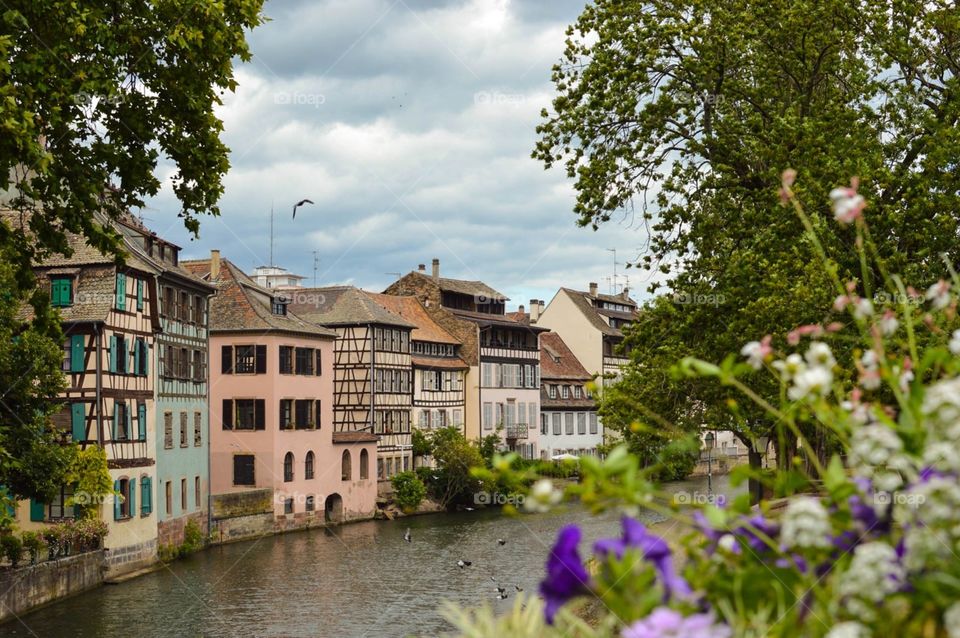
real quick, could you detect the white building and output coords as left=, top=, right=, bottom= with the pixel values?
left=537, top=332, right=601, bottom=459
left=251, top=265, right=305, bottom=290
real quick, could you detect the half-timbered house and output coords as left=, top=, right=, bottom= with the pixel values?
left=537, top=332, right=601, bottom=459
left=183, top=254, right=376, bottom=527
left=286, top=286, right=415, bottom=486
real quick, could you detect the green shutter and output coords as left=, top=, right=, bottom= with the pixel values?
left=109, top=336, right=117, bottom=373
left=141, top=477, right=151, bottom=515
left=133, top=339, right=141, bottom=376
left=128, top=477, right=136, bottom=517
left=116, top=273, right=126, bottom=309
left=71, top=403, right=85, bottom=442
left=136, top=279, right=143, bottom=311
left=30, top=498, right=46, bottom=522
left=142, top=341, right=149, bottom=376
left=70, top=335, right=84, bottom=373
left=112, top=403, right=118, bottom=440
left=126, top=403, right=132, bottom=439
left=138, top=403, right=146, bottom=441
left=113, top=480, right=121, bottom=520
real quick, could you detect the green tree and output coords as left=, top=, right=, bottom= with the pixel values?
left=391, top=471, right=427, bottom=513
left=429, top=427, right=487, bottom=509
left=0, top=252, right=75, bottom=503
left=0, top=0, right=265, bottom=291
left=535, top=0, right=960, bottom=476
left=66, top=445, right=113, bottom=520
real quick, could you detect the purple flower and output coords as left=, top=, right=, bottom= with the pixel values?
left=595, top=517, right=692, bottom=601
left=732, top=515, right=779, bottom=553
left=539, top=524, right=590, bottom=624
left=849, top=480, right=891, bottom=534
left=622, top=608, right=732, bottom=638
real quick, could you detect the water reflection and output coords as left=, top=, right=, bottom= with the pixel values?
left=5, top=475, right=738, bottom=638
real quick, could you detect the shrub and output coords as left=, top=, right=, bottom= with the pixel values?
left=72, top=518, right=108, bottom=552
left=20, top=531, right=45, bottom=565
left=391, top=471, right=427, bottom=513
left=0, top=534, right=23, bottom=568
left=181, top=519, right=204, bottom=555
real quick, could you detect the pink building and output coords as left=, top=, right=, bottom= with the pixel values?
left=184, top=253, right=376, bottom=530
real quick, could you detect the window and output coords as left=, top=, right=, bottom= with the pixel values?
left=279, top=399, right=293, bottom=429
left=279, top=346, right=293, bottom=374
left=47, top=485, right=76, bottom=520
left=233, top=455, right=256, bottom=486
left=315, top=349, right=322, bottom=376
left=283, top=452, right=294, bottom=482
left=505, top=403, right=516, bottom=427
left=180, top=291, right=190, bottom=322
left=133, top=338, right=148, bottom=376
left=482, top=402, right=493, bottom=430
left=552, top=413, right=562, bottom=435
left=548, top=385, right=557, bottom=399
left=295, top=400, right=314, bottom=429
left=305, top=451, right=315, bottom=479
left=51, top=277, right=72, bottom=307
left=565, top=413, right=575, bottom=435
left=341, top=450, right=352, bottom=481
left=284, top=498, right=294, bottom=514
left=180, top=412, right=188, bottom=447
left=181, top=478, right=187, bottom=511
left=502, top=364, right=518, bottom=388
left=541, top=414, right=548, bottom=435
left=295, top=347, right=314, bottom=375
left=117, top=478, right=130, bottom=518
left=194, top=295, right=204, bottom=325
left=272, top=299, right=287, bottom=316
left=115, top=273, right=126, bottom=310
left=360, top=449, right=369, bottom=479
left=482, top=363, right=492, bottom=387
left=577, top=412, right=587, bottom=435
left=194, top=477, right=201, bottom=510
left=528, top=403, right=537, bottom=429
left=193, top=350, right=204, bottom=381
left=589, top=413, right=599, bottom=434
left=561, top=385, right=570, bottom=399
left=432, top=410, right=445, bottom=428
left=194, top=412, right=202, bottom=447
left=136, top=279, right=144, bottom=312
left=179, top=347, right=189, bottom=378
left=114, top=402, right=130, bottom=441
left=377, top=458, right=384, bottom=480
left=140, top=476, right=152, bottom=516
left=235, top=345, right=256, bottom=374
left=165, top=481, right=172, bottom=515
left=225, top=399, right=265, bottom=430
left=452, top=409, right=462, bottom=426
left=419, top=411, right=429, bottom=429
left=574, top=385, right=582, bottom=399
left=306, top=495, right=315, bottom=512
left=164, top=413, right=173, bottom=449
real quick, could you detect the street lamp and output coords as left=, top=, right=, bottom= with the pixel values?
left=704, top=431, right=715, bottom=495
left=752, top=435, right=770, bottom=504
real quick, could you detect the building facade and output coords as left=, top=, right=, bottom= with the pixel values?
left=537, top=332, right=601, bottom=459
left=185, top=254, right=376, bottom=526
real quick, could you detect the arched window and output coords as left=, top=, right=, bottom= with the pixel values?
left=305, top=451, right=315, bottom=480
left=341, top=450, right=352, bottom=481
left=360, top=449, right=369, bottom=480
left=283, top=452, right=294, bottom=482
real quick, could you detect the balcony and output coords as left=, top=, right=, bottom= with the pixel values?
left=505, top=424, right=528, bottom=440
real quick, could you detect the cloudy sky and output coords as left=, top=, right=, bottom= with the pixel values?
left=144, top=0, right=651, bottom=309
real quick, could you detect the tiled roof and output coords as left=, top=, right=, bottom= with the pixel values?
left=364, top=293, right=460, bottom=344
left=286, top=286, right=416, bottom=328
left=411, top=355, right=469, bottom=370
left=114, top=215, right=212, bottom=292
left=540, top=332, right=592, bottom=381
left=451, top=307, right=550, bottom=331
left=559, top=288, right=635, bottom=337
left=333, top=431, right=379, bottom=444
left=404, top=270, right=508, bottom=301
left=505, top=311, right=529, bottom=324
left=182, top=258, right=337, bottom=338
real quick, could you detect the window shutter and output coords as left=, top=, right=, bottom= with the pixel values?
left=221, top=345, right=233, bottom=374
left=141, top=477, right=151, bottom=515
left=112, top=403, right=119, bottom=440
left=109, top=335, right=117, bottom=373
left=71, top=403, right=85, bottom=442
left=138, top=402, right=147, bottom=441
left=133, top=339, right=141, bottom=376
left=254, top=399, right=265, bottom=430
left=255, top=345, right=267, bottom=374
left=116, top=273, right=126, bottom=309
left=222, top=399, right=233, bottom=430
left=30, top=498, right=46, bottom=522
left=315, top=350, right=322, bottom=375
left=128, top=477, right=136, bottom=517
left=315, top=400, right=322, bottom=428
left=142, top=340, right=149, bottom=376
left=113, top=480, right=121, bottom=520
left=70, top=335, right=84, bottom=372
left=126, top=402, right=132, bottom=438
left=136, top=279, right=144, bottom=311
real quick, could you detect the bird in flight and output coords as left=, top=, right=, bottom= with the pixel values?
left=457, top=559, right=472, bottom=569
left=497, top=538, right=506, bottom=546
left=404, top=528, right=412, bottom=543
left=292, top=198, right=314, bottom=219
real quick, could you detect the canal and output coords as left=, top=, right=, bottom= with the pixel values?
left=4, top=476, right=737, bottom=638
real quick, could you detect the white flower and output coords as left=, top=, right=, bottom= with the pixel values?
left=901, top=526, right=952, bottom=572
left=849, top=424, right=903, bottom=468
left=788, top=366, right=833, bottom=400
left=926, top=280, right=951, bottom=310
left=772, top=353, right=806, bottom=382
left=829, top=187, right=866, bottom=224
left=825, top=622, right=871, bottom=638
left=780, top=497, right=832, bottom=550
left=740, top=337, right=771, bottom=370
left=717, top=534, right=737, bottom=553
left=879, top=311, right=899, bottom=336
left=838, top=542, right=904, bottom=611
left=896, top=477, right=960, bottom=529
left=805, top=342, right=836, bottom=369
left=950, top=330, right=960, bottom=356
left=944, top=602, right=960, bottom=638
left=861, top=350, right=879, bottom=370
left=898, top=368, right=914, bottom=393
left=853, top=297, right=874, bottom=320
left=923, top=441, right=960, bottom=474
left=525, top=479, right=562, bottom=513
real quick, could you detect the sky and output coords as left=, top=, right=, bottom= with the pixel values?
left=143, top=0, right=652, bottom=310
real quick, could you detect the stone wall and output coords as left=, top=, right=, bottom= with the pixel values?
left=104, top=538, right=157, bottom=578
left=157, top=511, right=209, bottom=548
left=0, top=551, right=105, bottom=623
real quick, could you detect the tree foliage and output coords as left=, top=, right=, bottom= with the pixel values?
left=536, top=0, right=960, bottom=453
left=0, top=0, right=265, bottom=290
left=426, top=427, right=487, bottom=509
left=391, top=471, right=427, bottom=513
left=66, top=445, right=113, bottom=520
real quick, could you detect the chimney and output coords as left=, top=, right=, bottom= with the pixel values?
left=529, top=299, right=540, bottom=323
left=538, top=299, right=545, bottom=313
left=589, top=282, right=598, bottom=297
left=432, top=258, right=440, bottom=281
left=622, top=287, right=630, bottom=299
left=210, top=249, right=221, bottom=280
left=417, top=263, right=426, bottom=273
left=518, top=304, right=525, bottom=317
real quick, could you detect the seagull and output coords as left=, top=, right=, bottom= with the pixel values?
left=497, top=538, right=506, bottom=546
left=514, top=584, right=523, bottom=592
left=496, top=591, right=509, bottom=600
left=495, top=585, right=506, bottom=595
left=292, top=198, right=314, bottom=219
left=457, top=560, right=472, bottom=569
left=404, top=528, right=411, bottom=543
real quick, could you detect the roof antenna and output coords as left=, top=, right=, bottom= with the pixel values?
left=269, top=200, right=275, bottom=267
left=313, top=250, right=320, bottom=287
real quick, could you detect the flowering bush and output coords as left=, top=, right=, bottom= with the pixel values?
left=445, top=177, right=960, bottom=637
